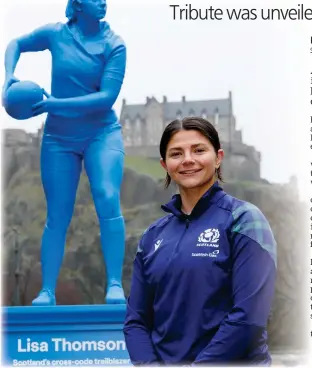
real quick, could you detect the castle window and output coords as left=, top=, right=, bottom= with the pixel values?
left=213, top=109, right=219, bottom=127
left=128, top=119, right=136, bottom=146
left=123, top=119, right=131, bottom=145
left=125, top=118, right=130, bottom=130
left=135, top=118, right=142, bottom=146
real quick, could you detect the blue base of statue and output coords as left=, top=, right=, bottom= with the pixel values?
left=2, top=304, right=131, bottom=366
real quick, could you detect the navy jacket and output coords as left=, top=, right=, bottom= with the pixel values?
left=123, top=182, right=277, bottom=366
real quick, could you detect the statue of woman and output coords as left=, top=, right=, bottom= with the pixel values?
left=2, top=0, right=127, bottom=306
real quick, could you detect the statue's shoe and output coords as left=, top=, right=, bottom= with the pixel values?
left=105, top=282, right=126, bottom=304
left=32, top=289, right=56, bottom=306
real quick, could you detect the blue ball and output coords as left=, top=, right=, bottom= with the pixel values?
left=4, top=81, right=43, bottom=120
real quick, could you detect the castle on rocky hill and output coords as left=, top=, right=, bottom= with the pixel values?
left=3, top=91, right=267, bottom=182
left=120, top=91, right=261, bottom=182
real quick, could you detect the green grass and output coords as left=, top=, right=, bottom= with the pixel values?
left=124, top=156, right=165, bottom=180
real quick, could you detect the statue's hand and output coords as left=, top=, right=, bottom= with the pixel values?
left=32, top=89, right=59, bottom=116
left=1, top=74, right=20, bottom=107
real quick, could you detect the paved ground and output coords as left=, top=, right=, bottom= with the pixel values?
left=271, top=351, right=310, bottom=367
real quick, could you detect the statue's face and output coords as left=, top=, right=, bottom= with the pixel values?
left=81, top=0, right=107, bottom=20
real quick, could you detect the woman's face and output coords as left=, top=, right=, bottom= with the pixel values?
left=81, top=0, right=107, bottom=20
left=161, top=129, right=224, bottom=191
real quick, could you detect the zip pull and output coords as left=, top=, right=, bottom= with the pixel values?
left=181, top=214, right=190, bottom=228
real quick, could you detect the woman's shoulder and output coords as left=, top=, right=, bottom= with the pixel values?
left=40, top=22, right=65, bottom=33
left=222, top=194, right=275, bottom=243
left=102, top=21, right=126, bottom=49
left=143, top=214, right=174, bottom=237
left=231, top=197, right=264, bottom=222
left=137, top=214, right=173, bottom=254
left=140, top=214, right=173, bottom=243
left=32, top=22, right=66, bottom=43
left=217, top=191, right=265, bottom=222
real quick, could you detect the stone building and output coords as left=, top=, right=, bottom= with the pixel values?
left=120, top=92, right=262, bottom=182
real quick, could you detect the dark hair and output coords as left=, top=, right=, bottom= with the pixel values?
left=159, top=117, right=223, bottom=188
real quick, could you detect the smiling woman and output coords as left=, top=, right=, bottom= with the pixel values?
left=124, top=117, right=277, bottom=366
left=159, top=118, right=224, bottom=214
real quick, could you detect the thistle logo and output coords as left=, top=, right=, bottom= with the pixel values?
left=154, top=239, right=163, bottom=251
left=198, top=229, right=219, bottom=244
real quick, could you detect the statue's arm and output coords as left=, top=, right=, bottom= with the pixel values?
left=3, top=24, right=56, bottom=96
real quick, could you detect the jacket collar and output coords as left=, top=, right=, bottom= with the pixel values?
left=161, top=181, right=226, bottom=220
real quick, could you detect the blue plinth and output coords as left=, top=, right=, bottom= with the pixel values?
left=2, top=304, right=131, bottom=366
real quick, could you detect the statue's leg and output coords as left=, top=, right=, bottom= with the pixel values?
left=84, top=127, right=126, bottom=304
left=32, top=135, right=82, bottom=306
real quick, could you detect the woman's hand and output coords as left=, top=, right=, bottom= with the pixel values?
left=2, top=74, right=20, bottom=106
left=32, top=89, right=60, bottom=116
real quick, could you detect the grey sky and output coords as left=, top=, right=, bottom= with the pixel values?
left=1, top=0, right=310, bottom=197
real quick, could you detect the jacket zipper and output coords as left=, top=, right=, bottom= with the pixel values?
left=185, top=218, right=190, bottom=229
left=171, top=217, right=190, bottom=256
left=158, top=218, right=190, bottom=282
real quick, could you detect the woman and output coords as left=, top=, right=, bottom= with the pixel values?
left=2, top=0, right=127, bottom=305
left=124, top=117, right=277, bottom=366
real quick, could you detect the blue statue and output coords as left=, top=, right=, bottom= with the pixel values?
left=2, top=0, right=127, bottom=306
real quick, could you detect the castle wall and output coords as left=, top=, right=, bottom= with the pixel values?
left=145, top=100, right=164, bottom=145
